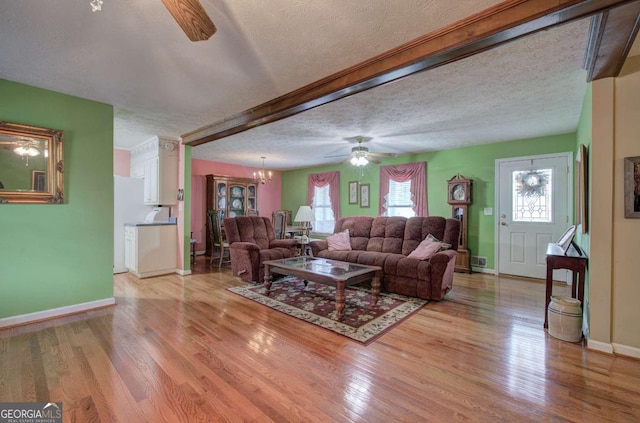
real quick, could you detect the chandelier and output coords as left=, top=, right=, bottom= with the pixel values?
left=253, top=156, right=272, bottom=184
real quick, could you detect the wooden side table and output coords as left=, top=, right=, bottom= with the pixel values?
left=544, top=243, right=587, bottom=328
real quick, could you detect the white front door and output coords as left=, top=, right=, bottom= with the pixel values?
left=496, top=153, right=572, bottom=279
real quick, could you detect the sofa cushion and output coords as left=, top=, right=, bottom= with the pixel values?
left=355, top=251, right=394, bottom=268
left=327, top=231, right=352, bottom=251
left=224, top=216, right=273, bottom=250
left=334, top=217, right=373, bottom=251
left=366, top=216, right=406, bottom=254
left=402, top=216, right=453, bottom=255
left=315, top=249, right=367, bottom=263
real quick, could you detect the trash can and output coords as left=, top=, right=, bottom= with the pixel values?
left=547, top=295, right=583, bottom=342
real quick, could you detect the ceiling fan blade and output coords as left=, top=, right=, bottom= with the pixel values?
left=367, top=151, right=397, bottom=158
left=324, top=153, right=350, bottom=158
left=365, top=155, right=381, bottom=164
left=161, top=0, right=217, bottom=42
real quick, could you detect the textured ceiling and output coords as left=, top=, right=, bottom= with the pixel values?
left=0, top=1, right=600, bottom=170
left=193, top=19, right=592, bottom=169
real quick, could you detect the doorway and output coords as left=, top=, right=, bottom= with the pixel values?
left=495, top=153, right=573, bottom=279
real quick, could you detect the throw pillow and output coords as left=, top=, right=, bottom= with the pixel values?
left=407, top=238, right=443, bottom=260
left=424, top=233, right=452, bottom=250
left=327, top=231, right=352, bottom=251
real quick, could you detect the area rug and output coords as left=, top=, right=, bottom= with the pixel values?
left=227, top=276, right=428, bottom=344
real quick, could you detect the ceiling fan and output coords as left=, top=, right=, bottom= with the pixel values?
left=161, top=0, right=217, bottom=41
left=325, top=136, right=397, bottom=167
left=91, top=0, right=216, bottom=42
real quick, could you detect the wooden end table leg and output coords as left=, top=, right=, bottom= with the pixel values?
left=335, top=280, right=345, bottom=321
left=371, top=272, right=381, bottom=305
left=264, top=264, right=272, bottom=294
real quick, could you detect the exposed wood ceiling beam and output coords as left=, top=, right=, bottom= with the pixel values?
left=584, top=1, right=640, bottom=81
left=183, top=0, right=640, bottom=146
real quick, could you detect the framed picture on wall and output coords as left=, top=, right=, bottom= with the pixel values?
left=576, top=144, right=588, bottom=232
left=624, top=156, right=640, bottom=218
left=348, top=181, right=358, bottom=204
left=360, top=184, right=370, bottom=208
left=31, top=170, right=46, bottom=192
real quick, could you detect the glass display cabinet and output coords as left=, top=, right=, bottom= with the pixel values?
left=205, top=175, right=258, bottom=255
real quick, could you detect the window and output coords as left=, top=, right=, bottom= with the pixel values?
left=385, top=180, right=415, bottom=217
left=307, top=171, right=340, bottom=233
left=379, top=162, right=427, bottom=216
left=312, top=184, right=335, bottom=233
left=512, top=168, right=553, bottom=222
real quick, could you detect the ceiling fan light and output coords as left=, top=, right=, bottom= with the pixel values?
left=90, top=0, right=103, bottom=12
left=350, top=156, right=368, bottom=167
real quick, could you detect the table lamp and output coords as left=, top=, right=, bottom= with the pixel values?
left=294, top=205, right=314, bottom=243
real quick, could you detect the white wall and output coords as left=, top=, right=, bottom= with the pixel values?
left=589, top=46, right=640, bottom=357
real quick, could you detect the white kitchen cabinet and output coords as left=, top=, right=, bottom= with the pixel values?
left=144, top=157, right=159, bottom=204
left=124, top=224, right=177, bottom=278
left=124, top=225, right=136, bottom=272
left=130, top=136, right=179, bottom=206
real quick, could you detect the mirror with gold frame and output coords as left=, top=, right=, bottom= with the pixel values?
left=0, top=121, right=64, bottom=204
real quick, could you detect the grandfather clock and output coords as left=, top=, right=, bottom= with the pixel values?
left=447, top=174, right=472, bottom=273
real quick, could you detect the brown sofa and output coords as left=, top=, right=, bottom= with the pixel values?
left=309, top=216, right=460, bottom=300
left=223, top=216, right=298, bottom=283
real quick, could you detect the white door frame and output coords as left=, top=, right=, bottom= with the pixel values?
left=494, top=152, right=573, bottom=279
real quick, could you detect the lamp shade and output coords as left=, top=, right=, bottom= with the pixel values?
left=294, top=206, right=314, bottom=223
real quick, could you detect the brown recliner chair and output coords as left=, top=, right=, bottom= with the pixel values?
left=223, top=216, right=298, bottom=283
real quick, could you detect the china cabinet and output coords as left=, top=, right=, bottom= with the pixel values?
left=205, top=175, right=258, bottom=254
left=447, top=174, right=473, bottom=273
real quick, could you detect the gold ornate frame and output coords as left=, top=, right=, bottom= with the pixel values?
left=0, top=121, right=64, bottom=204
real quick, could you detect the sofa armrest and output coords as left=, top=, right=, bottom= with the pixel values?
left=310, top=240, right=328, bottom=256
left=428, top=249, right=457, bottom=300
left=270, top=239, right=298, bottom=249
left=229, top=241, right=261, bottom=252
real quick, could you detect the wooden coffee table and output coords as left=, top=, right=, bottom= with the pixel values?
left=263, top=257, right=381, bottom=321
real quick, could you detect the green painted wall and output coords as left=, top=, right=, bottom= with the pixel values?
left=575, top=83, right=592, bottom=335
left=0, top=79, right=114, bottom=319
left=183, top=145, right=192, bottom=270
left=282, top=133, right=576, bottom=269
left=575, top=84, right=592, bottom=255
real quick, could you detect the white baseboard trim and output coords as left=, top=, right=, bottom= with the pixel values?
left=471, top=267, right=496, bottom=274
left=587, top=340, right=640, bottom=358
left=176, top=269, right=192, bottom=276
left=0, top=297, right=116, bottom=329
left=586, top=339, right=614, bottom=354
left=612, top=343, right=640, bottom=359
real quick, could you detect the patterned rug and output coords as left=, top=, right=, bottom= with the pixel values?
left=227, top=276, right=428, bottom=344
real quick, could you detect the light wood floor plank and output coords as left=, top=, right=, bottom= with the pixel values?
left=1, top=258, right=639, bottom=422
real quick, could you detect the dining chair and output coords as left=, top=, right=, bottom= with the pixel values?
left=271, top=210, right=292, bottom=239
left=208, top=210, right=230, bottom=267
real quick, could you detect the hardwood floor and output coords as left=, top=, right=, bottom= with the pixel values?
left=2, top=257, right=639, bottom=422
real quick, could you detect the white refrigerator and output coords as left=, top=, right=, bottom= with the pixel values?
left=114, top=176, right=152, bottom=273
